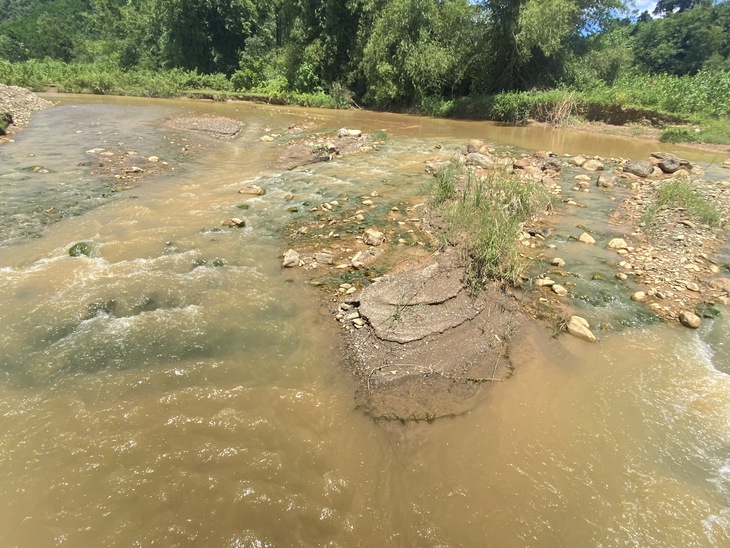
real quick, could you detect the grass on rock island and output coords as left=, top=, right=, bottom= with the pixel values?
left=427, top=164, right=552, bottom=291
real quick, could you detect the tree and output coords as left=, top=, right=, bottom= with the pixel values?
left=653, top=0, right=710, bottom=15
left=480, top=0, right=626, bottom=91
left=633, top=2, right=728, bottom=75
left=361, top=0, right=486, bottom=105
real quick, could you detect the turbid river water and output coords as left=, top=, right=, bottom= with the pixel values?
left=1, top=95, right=730, bottom=546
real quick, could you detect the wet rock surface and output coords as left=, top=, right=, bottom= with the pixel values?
left=164, top=114, right=242, bottom=138
left=346, top=251, right=522, bottom=421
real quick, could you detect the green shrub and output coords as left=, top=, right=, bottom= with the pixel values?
left=0, top=111, right=12, bottom=135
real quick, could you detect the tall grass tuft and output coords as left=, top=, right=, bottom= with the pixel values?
left=432, top=167, right=552, bottom=290
left=428, top=163, right=459, bottom=206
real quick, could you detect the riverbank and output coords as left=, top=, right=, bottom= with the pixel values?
left=0, top=83, right=53, bottom=141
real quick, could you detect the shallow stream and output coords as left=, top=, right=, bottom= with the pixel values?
left=1, top=95, right=729, bottom=546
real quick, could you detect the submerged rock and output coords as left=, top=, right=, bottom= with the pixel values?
left=68, top=242, right=93, bottom=257
left=222, top=218, right=246, bottom=228
left=239, top=184, right=266, bottom=195
left=579, top=232, right=596, bottom=244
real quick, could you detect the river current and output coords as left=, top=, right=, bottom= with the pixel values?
left=1, top=95, right=729, bottom=546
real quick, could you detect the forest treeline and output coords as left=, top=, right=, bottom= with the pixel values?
left=1, top=0, right=730, bottom=141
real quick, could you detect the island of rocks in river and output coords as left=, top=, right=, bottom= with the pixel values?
left=263, top=129, right=730, bottom=420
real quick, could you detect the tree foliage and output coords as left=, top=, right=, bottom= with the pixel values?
left=1, top=0, right=729, bottom=108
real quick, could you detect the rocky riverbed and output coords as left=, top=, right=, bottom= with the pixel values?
left=4, top=85, right=730, bottom=422
left=0, top=83, right=54, bottom=140
left=274, top=131, right=730, bottom=420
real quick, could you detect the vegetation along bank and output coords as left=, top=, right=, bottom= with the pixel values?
left=2, top=0, right=730, bottom=144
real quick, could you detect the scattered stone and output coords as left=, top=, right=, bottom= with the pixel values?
left=541, top=157, right=562, bottom=172
left=679, top=310, right=702, bottom=328
left=260, top=135, right=275, bottom=142
left=616, top=273, right=628, bottom=281
left=550, top=258, right=566, bottom=268
left=623, top=160, right=654, bottom=178
left=314, top=251, right=334, bottom=264
left=631, top=291, right=646, bottom=301
left=147, top=156, right=159, bottom=163
left=337, top=128, right=362, bottom=138
left=569, top=155, right=587, bottom=167
left=596, top=174, right=616, bottom=188
left=566, top=316, right=597, bottom=342
left=282, top=249, right=300, bottom=268
left=363, top=228, right=385, bottom=246
left=552, top=284, right=568, bottom=296
left=583, top=159, right=604, bottom=172
left=658, top=156, right=682, bottom=174
left=709, top=278, right=730, bottom=294
left=607, top=238, right=628, bottom=250
left=535, top=278, right=555, bottom=287
left=0, top=84, right=53, bottom=137
left=579, top=232, right=596, bottom=244
left=466, top=152, right=495, bottom=169
left=466, top=140, right=486, bottom=153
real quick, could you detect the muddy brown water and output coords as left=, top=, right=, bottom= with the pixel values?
left=1, top=95, right=729, bottom=546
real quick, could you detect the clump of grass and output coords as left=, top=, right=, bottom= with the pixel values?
left=434, top=168, right=552, bottom=290
left=656, top=179, right=722, bottom=227
left=427, top=163, right=459, bottom=206
left=660, top=119, right=730, bottom=145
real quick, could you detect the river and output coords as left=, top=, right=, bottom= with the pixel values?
left=1, top=95, right=729, bottom=546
